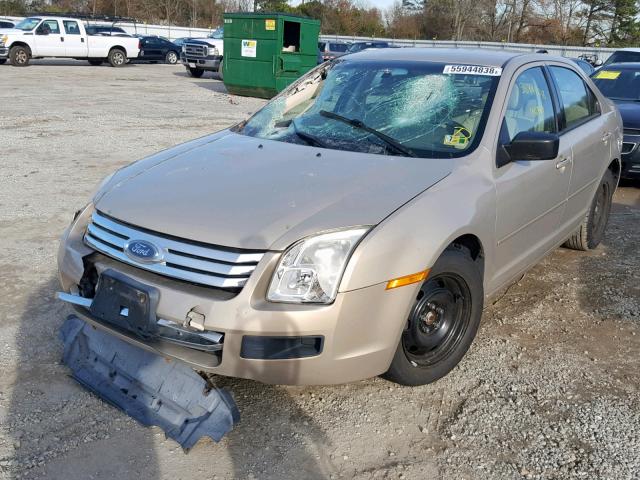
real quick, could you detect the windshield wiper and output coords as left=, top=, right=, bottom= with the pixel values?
left=319, top=110, right=417, bottom=157
left=291, top=119, right=328, bottom=148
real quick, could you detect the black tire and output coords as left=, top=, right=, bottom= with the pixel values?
left=107, top=48, right=127, bottom=67
left=188, top=67, right=204, bottom=78
left=9, top=45, right=30, bottom=67
left=165, top=50, right=179, bottom=64
left=383, top=246, right=483, bottom=386
left=88, top=59, right=103, bottom=66
left=564, top=169, right=615, bottom=251
left=0, top=59, right=6, bottom=65
left=218, top=59, right=223, bottom=80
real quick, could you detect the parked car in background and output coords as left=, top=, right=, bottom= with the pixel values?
left=181, top=36, right=223, bottom=78
left=0, top=16, right=140, bottom=67
left=345, top=41, right=390, bottom=54
left=592, top=62, right=640, bottom=179
left=600, top=48, right=640, bottom=68
left=318, top=40, right=349, bottom=62
left=137, top=35, right=180, bottom=64
left=85, top=25, right=129, bottom=36
left=570, top=58, right=595, bottom=75
left=0, top=19, right=15, bottom=29
left=58, top=49, right=621, bottom=387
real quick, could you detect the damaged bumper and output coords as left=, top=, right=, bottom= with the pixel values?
left=60, top=315, right=239, bottom=450
left=57, top=206, right=418, bottom=385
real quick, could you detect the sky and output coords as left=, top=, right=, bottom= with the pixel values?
left=290, top=0, right=399, bottom=11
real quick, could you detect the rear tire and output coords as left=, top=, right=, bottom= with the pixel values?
left=188, top=67, right=204, bottom=78
left=564, top=169, right=615, bottom=251
left=107, top=48, right=126, bottom=67
left=165, top=51, right=178, bottom=64
left=9, top=45, right=30, bottom=67
left=88, top=59, right=103, bottom=66
left=383, top=246, right=483, bottom=386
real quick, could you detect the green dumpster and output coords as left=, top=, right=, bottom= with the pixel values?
left=223, top=12, right=321, bottom=99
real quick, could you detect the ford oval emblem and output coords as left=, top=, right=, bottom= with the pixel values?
left=124, top=240, right=163, bottom=264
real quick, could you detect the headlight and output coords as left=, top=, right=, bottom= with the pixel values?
left=0, top=35, right=7, bottom=46
left=182, top=45, right=186, bottom=53
left=267, top=228, right=369, bottom=304
left=202, top=46, right=209, bottom=56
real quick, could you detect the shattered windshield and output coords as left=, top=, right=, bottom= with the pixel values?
left=237, top=60, right=499, bottom=158
left=15, top=18, right=41, bottom=31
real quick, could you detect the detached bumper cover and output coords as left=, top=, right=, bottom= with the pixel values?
left=60, top=315, right=240, bottom=450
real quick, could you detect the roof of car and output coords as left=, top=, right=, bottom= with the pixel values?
left=600, top=62, right=640, bottom=69
left=346, top=47, right=557, bottom=67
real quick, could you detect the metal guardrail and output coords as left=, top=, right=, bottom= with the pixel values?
left=319, top=35, right=618, bottom=62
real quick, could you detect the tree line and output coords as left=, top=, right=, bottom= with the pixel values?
left=1, top=0, right=637, bottom=46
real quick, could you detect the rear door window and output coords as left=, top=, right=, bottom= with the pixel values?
left=549, top=66, right=599, bottom=130
left=63, top=21, right=80, bottom=35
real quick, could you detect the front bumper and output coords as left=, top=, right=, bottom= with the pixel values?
left=0, top=47, right=8, bottom=59
left=57, top=209, right=417, bottom=385
left=622, top=133, right=640, bottom=179
left=181, top=53, right=222, bottom=71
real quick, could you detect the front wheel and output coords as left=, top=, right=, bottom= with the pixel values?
left=564, top=169, right=615, bottom=251
left=383, top=246, right=483, bottom=386
left=9, top=45, right=30, bottom=67
left=165, top=51, right=178, bottom=64
left=107, top=48, right=126, bottom=67
left=187, top=67, right=204, bottom=78
left=217, top=59, right=223, bottom=80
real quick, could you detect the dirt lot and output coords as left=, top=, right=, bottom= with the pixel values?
left=0, top=61, right=639, bottom=480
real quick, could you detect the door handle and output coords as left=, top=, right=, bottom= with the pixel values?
left=60, top=37, right=64, bottom=42
left=556, top=157, right=570, bottom=170
left=81, top=38, right=85, bottom=43
left=602, top=132, right=611, bottom=143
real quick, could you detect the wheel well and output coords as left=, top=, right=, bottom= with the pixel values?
left=109, top=46, right=127, bottom=56
left=448, top=234, right=484, bottom=267
left=608, top=158, right=621, bottom=183
left=10, top=42, right=31, bottom=55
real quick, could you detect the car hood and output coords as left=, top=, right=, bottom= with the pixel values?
left=614, top=100, right=640, bottom=130
left=0, top=28, right=20, bottom=34
left=95, top=131, right=452, bottom=251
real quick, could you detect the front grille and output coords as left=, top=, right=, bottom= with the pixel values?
left=622, top=142, right=637, bottom=155
left=184, top=43, right=207, bottom=57
left=84, top=210, right=265, bottom=290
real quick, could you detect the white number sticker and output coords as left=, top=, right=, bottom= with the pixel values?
left=443, top=65, right=502, bottom=76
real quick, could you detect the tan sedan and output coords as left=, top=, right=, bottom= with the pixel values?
left=58, top=48, right=622, bottom=385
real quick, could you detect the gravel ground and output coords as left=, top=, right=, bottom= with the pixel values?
left=0, top=61, right=639, bottom=480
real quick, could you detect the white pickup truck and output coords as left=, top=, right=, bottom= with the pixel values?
left=0, top=16, right=140, bottom=67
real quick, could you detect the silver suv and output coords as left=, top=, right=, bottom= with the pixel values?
left=58, top=49, right=622, bottom=386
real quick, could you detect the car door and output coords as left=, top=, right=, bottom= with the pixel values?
left=34, top=19, right=65, bottom=56
left=141, top=38, right=162, bottom=61
left=492, top=65, right=571, bottom=288
left=62, top=20, right=86, bottom=57
left=547, top=64, right=610, bottom=229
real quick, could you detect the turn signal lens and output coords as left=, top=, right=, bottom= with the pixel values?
left=386, top=270, right=430, bottom=290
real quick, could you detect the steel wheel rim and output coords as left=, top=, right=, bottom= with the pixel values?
left=113, top=52, right=124, bottom=65
left=402, top=273, right=472, bottom=367
left=592, top=182, right=609, bottom=239
left=17, top=50, right=27, bottom=64
left=167, top=52, right=177, bottom=64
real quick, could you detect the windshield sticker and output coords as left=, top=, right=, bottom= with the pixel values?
left=594, top=70, right=621, bottom=80
left=241, top=39, right=257, bottom=58
left=443, top=65, right=502, bottom=76
left=444, top=126, right=471, bottom=147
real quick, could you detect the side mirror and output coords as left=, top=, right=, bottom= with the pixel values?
left=501, top=131, right=559, bottom=165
